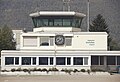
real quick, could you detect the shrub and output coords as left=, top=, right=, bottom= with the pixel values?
left=37, top=68, right=42, bottom=71
left=73, top=69, right=79, bottom=73
left=23, top=69, right=29, bottom=72
left=52, top=68, right=57, bottom=71
left=61, top=69, right=65, bottom=72
left=62, top=69, right=73, bottom=75
left=81, top=69, right=86, bottom=72
left=91, top=69, right=105, bottom=72
left=49, top=68, right=59, bottom=71
left=16, top=68, right=22, bottom=71
left=11, top=68, right=16, bottom=72
left=87, top=69, right=90, bottom=74
left=2, top=69, right=9, bottom=72
left=41, top=68, right=47, bottom=72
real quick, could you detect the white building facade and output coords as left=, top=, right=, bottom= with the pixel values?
left=1, top=11, right=120, bottom=71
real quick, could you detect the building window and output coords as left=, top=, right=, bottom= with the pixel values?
left=75, top=19, right=80, bottom=28
left=91, top=56, right=99, bottom=65
left=65, top=37, right=72, bottom=46
left=39, top=57, right=48, bottom=65
left=23, top=36, right=37, bottom=47
left=32, top=16, right=83, bottom=28
left=40, top=37, right=49, bottom=46
left=50, top=37, right=54, bottom=46
left=117, top=56, right=120, bottom=65
left=48, top=19, right=54, bottom=26
left=73, top=57, right=83, bottom=65
left=54, top=19, right=62, bottom=26
left=107, top=56, right=115, bottom=65
left=63, top=19, right=71, bottom=26
left=56, top=57, right=65, bottom=65
left=15, top=57, right=19, bottom=65
left=32, top=57, right=36, bottom=65
left=67, top=57, right=71, bottom=65
left=42, top=19, right=48, bottom=26
left=50, top=57, right=54, bottom=65
left=22, top=57, right=31, bottom=65
left=5, top=57, right=14, bottom=65
left=100, top=56, right=104, bottom=65
left=84, top=57, right=88, bottom=65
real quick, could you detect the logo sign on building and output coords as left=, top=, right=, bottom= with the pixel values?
left=55, top=35, right=65, bottom=45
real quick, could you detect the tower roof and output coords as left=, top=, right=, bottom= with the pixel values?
left=29, top=11, right=86, bottom=18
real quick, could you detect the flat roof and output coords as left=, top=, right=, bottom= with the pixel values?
left=21, top=32, right=108, bottom=36
left=29, top=11, right=86, bottom=18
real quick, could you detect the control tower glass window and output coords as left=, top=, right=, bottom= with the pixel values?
left=54, top=19, right=62, bottom=26
left=32, top=16, right=83, bottom=28
left=63, top=19, right=71, bottom=26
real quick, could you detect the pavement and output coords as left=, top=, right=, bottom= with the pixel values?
left=0, top=74, right=120, bottom=82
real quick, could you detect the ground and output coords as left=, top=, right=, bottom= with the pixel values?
left=0, top=75, right=120, bottom=82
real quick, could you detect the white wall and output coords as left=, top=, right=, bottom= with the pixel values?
left=72, top=34, right=107, bottom=51
left=33, top=27, right=81, bottom=32
left=20, top=32, right=107, bottom=51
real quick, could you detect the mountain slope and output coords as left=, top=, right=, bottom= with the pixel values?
left=0, top=0, right=120, bottom=42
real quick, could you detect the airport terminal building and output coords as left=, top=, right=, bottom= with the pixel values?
left=1, top=11, right=120, bottom=71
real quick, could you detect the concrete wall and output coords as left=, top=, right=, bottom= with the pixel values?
left=72, top=34, right=107, bottom=50
left=20, top=32, right=107, bottom=51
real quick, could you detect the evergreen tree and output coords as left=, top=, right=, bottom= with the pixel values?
left=89, top=14, right=109, bottom=33
left=0, top=28, right=2, bottom=51
left=89, top=14, right=119, bottom=50
left=0, top=25, right=16, bottom=50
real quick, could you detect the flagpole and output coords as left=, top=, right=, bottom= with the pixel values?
left=87, top=0, right=90, bottom=32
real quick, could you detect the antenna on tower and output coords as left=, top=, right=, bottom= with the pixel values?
left=63, top=0, right=71, bottom=11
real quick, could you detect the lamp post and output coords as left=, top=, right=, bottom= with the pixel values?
left=87, top=0, right=90, bottom=32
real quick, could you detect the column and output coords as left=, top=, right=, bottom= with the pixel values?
left=37, top=37, right=40, bottom=47
left=104, top=56, right=107, bottom=66
left=19, top=57, right=21, bottom=66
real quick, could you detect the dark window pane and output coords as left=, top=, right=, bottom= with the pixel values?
left=32, top=16, right=83, bottom=28
left=32, top=18, right=37, bottom=27
left=65, top=37, right=72, bottom=46
left=40, top=42, right=49, bottom=46
left=117, top=56, right=120, bottom=65
left=50, top=57, right=53, bottom=65
left=48, top=19, right=54, bottom=26
left=15, top=57, right=19, bottom=65
left=54, top=19, right=62, bottom=26
left=67, top=57, right=71, bottom=65
left=40, top=37, right=49, bottom=46
left=107, top=56, right=115, bottom=65
left=73, top=57, right=83, bottom=65
left=22, top=57, right=31, bottom=65
left=63, top=19, right=71, bottom=26
left=56, top=57, right=65, bottom=65
left=42, top=19, right=48, bottom=26
left=39, top=57, right=48, bottom=65
left=5, top=57, right=14, bottom=65
left=91, top=56, right=99, bottom=65
left=32, top=57, right=36, bottom=65
left=100, top=56, right=104, bottom=65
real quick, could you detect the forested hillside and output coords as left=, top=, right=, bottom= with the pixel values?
left=0, top=0, right=120, bottom=42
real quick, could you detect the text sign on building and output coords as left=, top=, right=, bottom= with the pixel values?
left=86, top=40, right=95, bottom=46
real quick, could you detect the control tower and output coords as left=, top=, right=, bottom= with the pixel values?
left=30, top=11, right=86, bottom=32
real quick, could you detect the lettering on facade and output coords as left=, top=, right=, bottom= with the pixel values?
left=86, top=40, right=95, bottom=46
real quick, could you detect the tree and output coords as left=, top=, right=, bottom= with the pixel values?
left=0, top=25, right=16, bottom=51
left=89, top=14, right=120, bottom=50
left=89, top=14, right=109, bottom=33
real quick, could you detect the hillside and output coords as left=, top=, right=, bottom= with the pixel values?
left=0, top=0, right=120, bottom=42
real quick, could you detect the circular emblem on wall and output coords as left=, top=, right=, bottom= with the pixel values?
left=55, top=35, right=65, bottom=45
